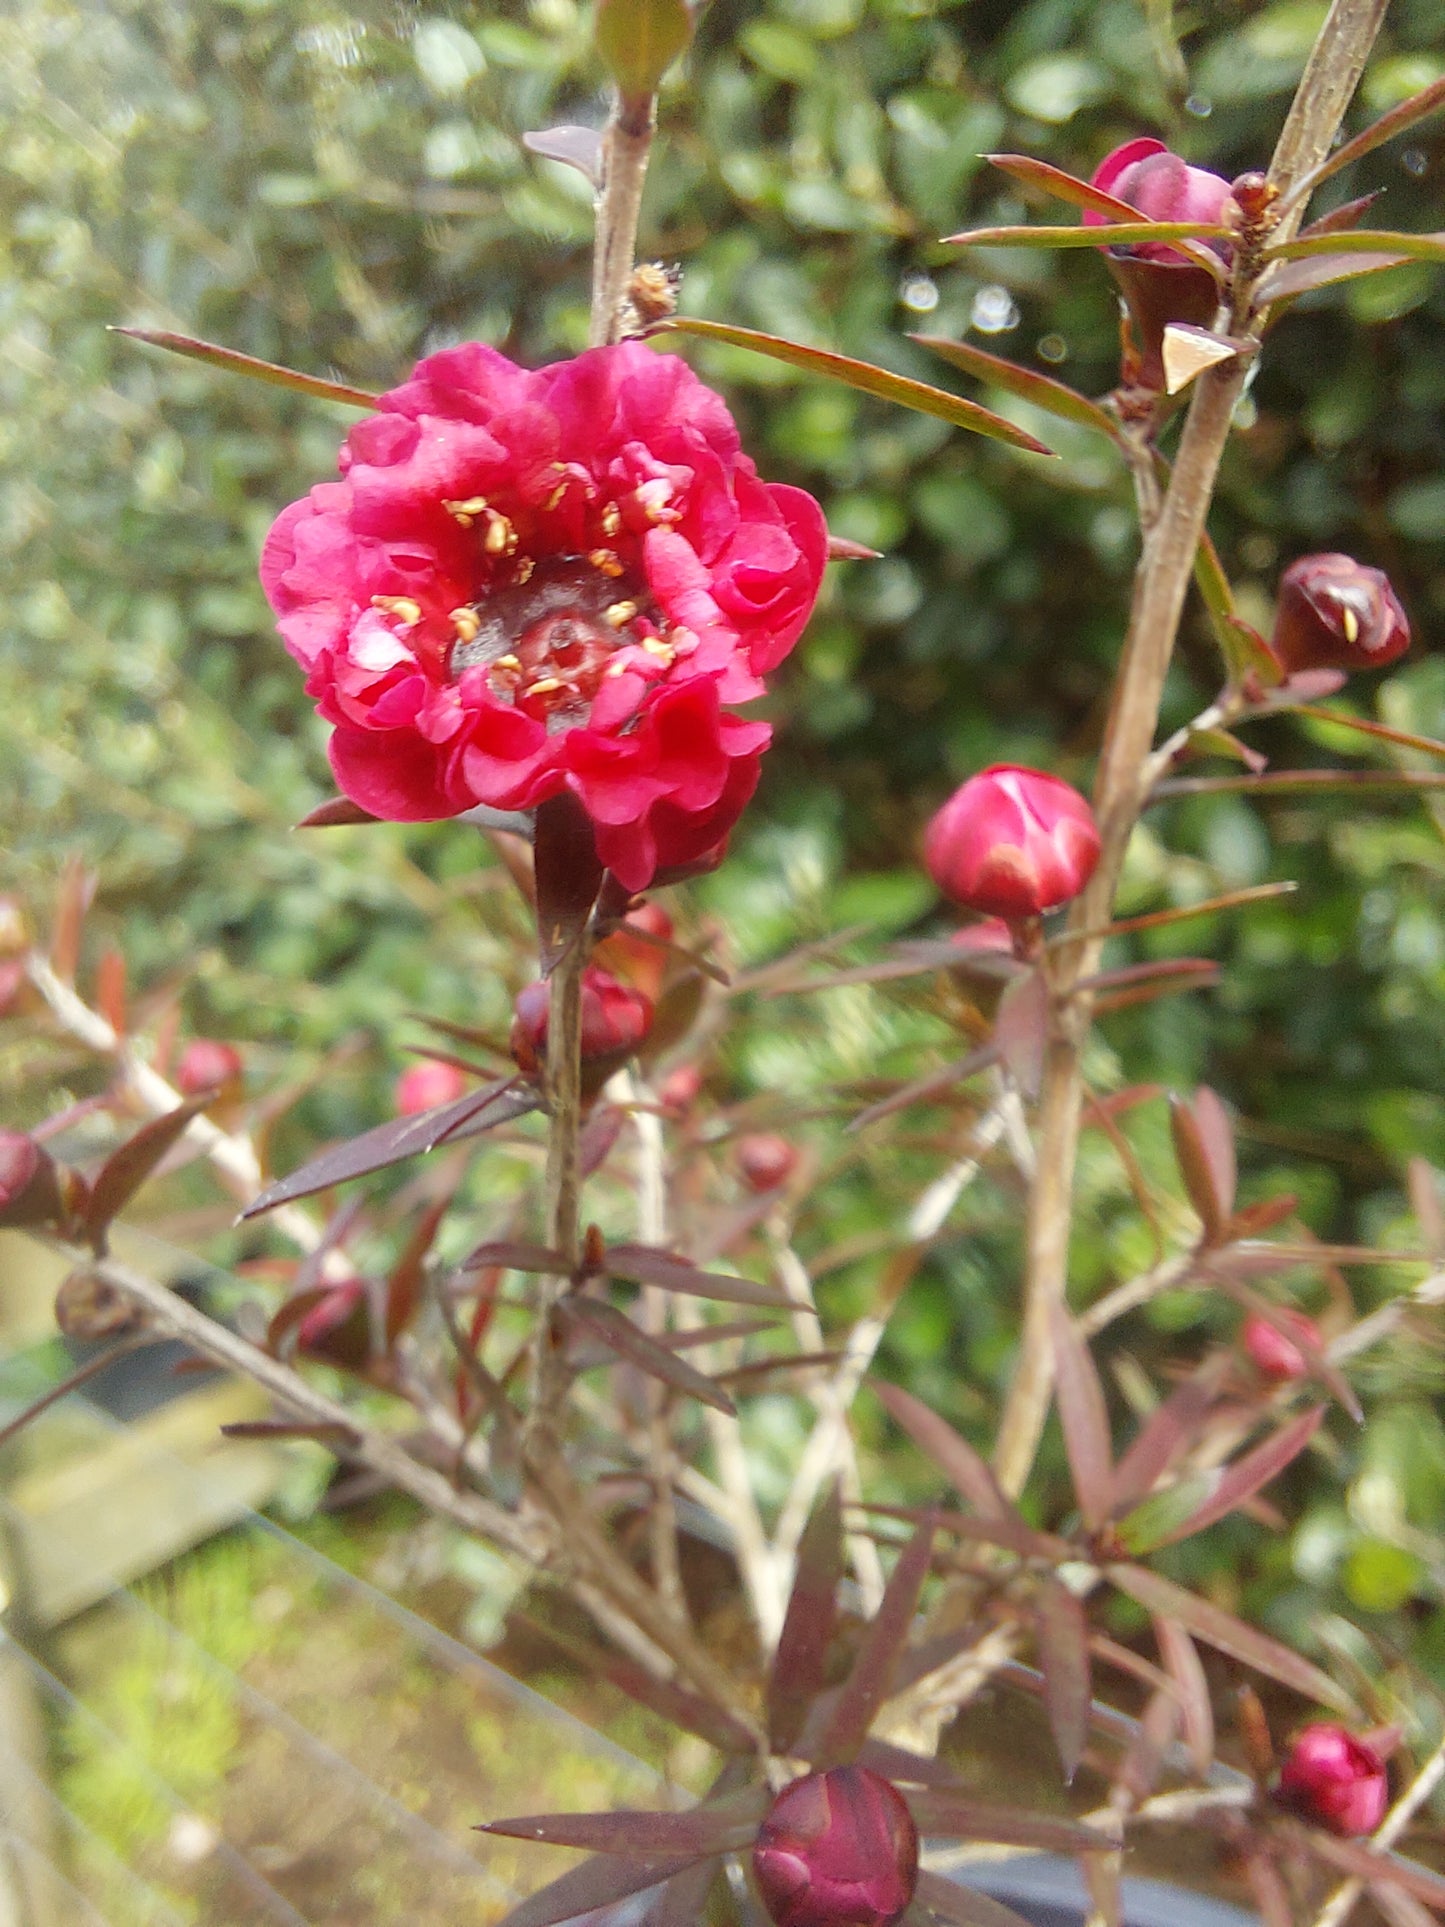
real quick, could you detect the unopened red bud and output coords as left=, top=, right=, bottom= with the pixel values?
left=510, top=967, right=654, bottom=1078
left=1276, top=1724, right=1387, bottom=1836
left=1243, top=1307, right=1321, bottom=1382
left=394, top=1058, right=469, bottom=1116
left=177, top=1038, right=245, bottom=1097
left=753, top=1767, right=919, bottom=1927
left=658, top=1062, right=703, bottom=1115
left=925, top=766, right=1100, bottom=922
left=736, top=1133, right=798, bottom=1193
left=1085, top=139, right=1234, bottom=262
left=0, top=1130, right=62, bottom=1228
left=1272, top=554, right=1410, bottom=675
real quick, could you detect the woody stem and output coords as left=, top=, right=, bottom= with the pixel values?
left=588, top=95, right=656, bottom=348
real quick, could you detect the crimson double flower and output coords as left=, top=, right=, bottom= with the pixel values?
left=262, top=341, right=829, bottom=890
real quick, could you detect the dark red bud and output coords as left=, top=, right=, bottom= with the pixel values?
left=510, top=967, right=654, bottom=1079
left=0, top=1130, right=63, bottom=1228
left=736, top=1132, right=799, bottom=1193
left=296, top=1280, right=373, bottom=1371
left=176, top=1038, right=245, bottom=1097
left=1085, top=138, right=1234, bottom=261
left=1243, top=1307, right=1321, bottom=1382
left=394, top=1058, right=469, bottom=1116
left=925, top=766, right=1100, bottom=922
left=753, top=1768, right=919, bottom=1927
left=1275, top=1724, right=1388, bottom=1837
left=1271, top=554, right=1410, bottom=675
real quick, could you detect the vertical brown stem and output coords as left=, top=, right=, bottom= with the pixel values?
left=588, top=98, right=656, bottom=348
left=992, top=0, right=1392, bottom=1497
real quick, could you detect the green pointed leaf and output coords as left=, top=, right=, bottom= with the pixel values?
left=664, top=318, right=1055, bottom=456
left=1267, top=229, right=1445, bottom=264
left=1158, top=1406, right=1325, bottom=1545
left=1115, top=1473, right=1221, bottom=1555
left=112, top=328, right=381, bottom=408
left=909, top=334, right=1119, bottom=438
left=944, top=221, right=1229, bottom=251
left=1192, top=532, right=1285, bottom=688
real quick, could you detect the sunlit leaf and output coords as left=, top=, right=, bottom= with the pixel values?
left=665, top=318, right=1055, bottom=456
left=1036, top=1576, right=1092, bottom=1784
left=1267, top=230, right=1445, bottom=264
left=1295, top=78, right=1445, bottom=196
left=112, top=327, right=382, bottom=408
left=768, top=1481, right=844, bottom=1753
left=909, top=334, right=1118, bottom=437
left=984, top=153, right=1168, bottom=223
left=522, top=125, right=603, bottom=186
left=1110, top=1366, right=1224, bottom=1514
left=944, top=221, right=1229, bottom=251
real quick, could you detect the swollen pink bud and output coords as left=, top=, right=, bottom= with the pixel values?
left=925, top=767, right=1100, bottom=922
left=1085, top=139, right=1234, bottom=263
left=394, top=1058, right=469, bottom=1116
left=176, top=1038, right=245, bottom=1097
left=1243, top=1307, right=1321, bottom=1382
left=1276, top=1724, right=1388, bottom=1836
left=0, top=1131, right=62, bottom=1228
left=510, top=967, right=654, bottom=1077
left=736, top=1133, right=798, bottom=1193
left=1272, top=554, right=1410, bottom=675
left=754, top=1768, right=918, bottom=1927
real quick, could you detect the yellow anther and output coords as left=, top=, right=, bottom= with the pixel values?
left=371, top=595, right=422, bottom=626
left=450, top=607, right=481, bottom=643
left=446, top=496, right=490, bottom=516
left=1341, top=605, right=1360, bottom=644
left=600, top=502, right=622, bottom=536
left=484, top=514, right=517, bottom=556
left=527, top=677, right=563, bottom=697
left=641, top=636, right=675, bottom=664
left=493, top=654, right=522, bottom=673
left=607, top=660, right=632, bottom=678
left=587, top=548, right=625, bottom=578
left=545, top=481, right=569, bottom=512
left=605, top=600, right=639, bottom=629
left=512, top=556, right=535, bottom=585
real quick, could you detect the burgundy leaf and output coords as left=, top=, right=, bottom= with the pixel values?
left=1106, top=1565, right=1356, bottom=1714
left=665, top=317, right=1055, bottom=456
left=1159, top=1405, right=1325, bottom=1545
left=908, top=334, right=1118, bottom=438
left=1299, top=78, right=1445, bottom=193
left=296, top=794, right=380, bottom=827
left=491, top=1853, right=703, bottom=1927
left=559, top=1297, right=738, bottom=1415
left=1049, top=1304, right=1114, bottom=1531
left=863, top=1501, right=1066, bottom=1564
left=1110, top=1367, right=1224, bottom=1514
left=522, top=124, right=603, bottom=185
left=462, top=1240, right=569, bottom=1275
left=1191, top=1087, right=1238, bottom=1221
left=984, top=151, right=1155, bottom=221
left=1154, top=1616, right=1214, bottom=1778
left=768, top=1481, right=844, bottom=1753
left=1036, top=1577, right=1092, bottom=1784
left=857, top=1738, right=970, bottom=1792
left=579, top=1103, right=625, bottom=1177
left=243, top=1080, right=536, bottom=1216
left=1228, top=1194, right=1301, bottom=1238
left=1244, top=1849, right=1296, bottom=1927
left=50, top=857, right=96, bottom=982
left=220, top=1419, right=361, bottom=1446
left=478, top=1792, right=768, bottom=1858
left=1299, top=1833, right=1445, bottom=1912
left=871, top=1382, right=1012, bottom=1520
left=84, top=1092, right=219, bottom=1246
left=994, top=968, right=1048, bottom=1101
left=533, top=791, right=604, bottom=975
left=915, top=1872, right=1040, bottom=1927
left=713, top=1349, right=843, bottom=1387
left=266, top=1286, right=337, bottom=1357
left=849, top=1044, right=999, bottom=1132
left=604, top=1243, right=793, bottom=1309
left=112, top=327, right=381, bottom=408
left=646, top=1858, right=719, bottom=1926
left=385, top=1196, right=449, bottom=1348
left=594, top=1654, right=755, bottom=1756
left=902, top=1792, right=1108, bottom=1855
left=1118, top=1685, right=1179, bottom=1804
left=814, top=1516, right=936, bottom=1765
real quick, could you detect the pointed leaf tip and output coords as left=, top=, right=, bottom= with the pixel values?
left=111, top=328, right=382, bottom=408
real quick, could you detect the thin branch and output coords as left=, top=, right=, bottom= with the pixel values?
left=589, top=101, right=656, bottom=347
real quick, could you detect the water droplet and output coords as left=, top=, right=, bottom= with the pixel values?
left=1232, top=394, right=1258, bottom=431
left=1401, top=147, right=1429, bottom=178
left=1037, top=333, right=1067, bottom=364
left=971, top=285, right=1020, bottom=334
left=900, top=274, right=939, bottom=313
left=1184, top=93, right=1212, bottom=118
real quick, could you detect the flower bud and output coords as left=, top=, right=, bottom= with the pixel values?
left=1276, top=1724, right=1388, bottom=1836
left=510, top=967, right=654, bottom=1079
left=658, top=1062, right=704, bottom=1116
left=1243, top=1307, right=1321, bottom=1382
left=0, top=1131, right=63, bottom=1229
left=753, top=1767, right=919, bottom=1927
left=1271, top=554, right=1410, bottom=675
left=395, top=1058, right=469, bottom=1117
left=1086, top=140, right=1234, bottom=261
left=592, top=901, right=674, bottom=1004
left=925, top=767, right=1100, bottom=922
left=296, top=1280, right=373, bottom=1372
left=177, top=1038, right=245, bottom=1098
left=736, top=1133, right=798, bottom=1193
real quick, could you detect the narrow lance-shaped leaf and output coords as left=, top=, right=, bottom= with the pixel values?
left=1300, top=1833, right=1445, bottom=1913
left=856, top=1737, right=970, bottom=1792
left=604, top=1242, right=794, bottom=1309
left=1106, top=1563, right=1357, bottom=1714
left=1110, top=1368, right=1224, bottom=1513
left=243, top=1080, right=536, bottom=1216
left=915, top=1872, right=1040, bottom=1927
left=462, top=1239, right=568, bottom=1275
left=1295, top=78, right=1445, bottom=195
left=491, top=1852, right=703, bottom=1927
left=871, top=1381, right=1012, bottom=1520
left=1154, top=1616, right=1214, bottom=1779
left=477, top=1790, right=768, bottom=1858
left=1267, top=230, right=1445, bottom=264
left=984, top=153, right=1171, bottom=222
left=902, top=1791, right=1109, bottom=1855
left=1170, top=1091, right=1233, bottom=1242
left=908, top=333, right=1119, bottom=438
left=111, top=327, right=382, bottom=408
left=1159, top=1405, right=1325, bottom=1545
left=84, top=1092, right=219, bottom=1247
left=664, top=317, right=1055, bottom=457
left=768, top=1480, right=844, bottom=1753
left=814, top=1515, right=937, bottom=1764
left=1264, top=249, right=1414, bottom=303
left=944, top=220, right=1231, bottom=251
left=385, top=1196, right=449, bottom=1348
left=591, top=1652, right=756, bottom=1756
left=1287, top=703, right=1445, bottom=762
left=1036, top=1577, right=1092, bottom=1785
left=1192, top=530, right=1285, bottom=688
left=848, top=1043, right=999, bottom=1133
left=559, top=1297, right=738, bottom=1416
left=533, top=791, right=603, bottom=976
left=649, top=1859, right=720, bottom=1927
left=994, top=967, right=1048, bottom=1101
left=1049, top=1304, right=1115, bottom=1531
left=220, top=1419, right=362, bottom=1447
